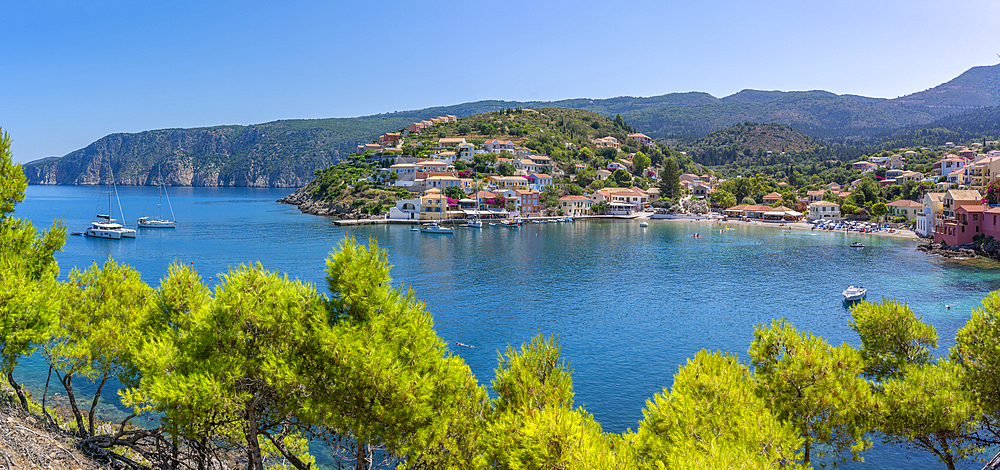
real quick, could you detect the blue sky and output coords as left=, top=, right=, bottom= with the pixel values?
left=3, top=0, right=998, bottom=163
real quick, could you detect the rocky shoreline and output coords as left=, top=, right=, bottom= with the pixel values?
left=277, top=186, right=383, bottom=219
left=915, top=239, right=1000, bottom=260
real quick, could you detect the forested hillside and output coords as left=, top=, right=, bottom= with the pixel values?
left=23, top=64, right=1000, bottom=186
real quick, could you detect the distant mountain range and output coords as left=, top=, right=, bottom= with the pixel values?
left=23, top=63, right=1000, bottom=186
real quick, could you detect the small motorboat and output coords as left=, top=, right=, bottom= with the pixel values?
left=843, top=285, right=867, bottom=302
left=420, top=223, right=454, bottom=234
left=466, top=219, right=483, bottom=228
left=410, top=226, right=419, bottom=231
left=850, top=242, right=865, bottom=248
left=639, top=221, right=649, bottom=227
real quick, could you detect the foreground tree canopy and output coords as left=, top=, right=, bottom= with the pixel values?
left=4, top=127, right=1000, bottom=469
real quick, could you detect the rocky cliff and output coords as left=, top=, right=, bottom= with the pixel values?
left=22, top=124, right=347, bottom=187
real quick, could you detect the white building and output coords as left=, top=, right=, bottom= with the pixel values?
left=808, top=201, right=842, bottom=221
left=387, top=198, right=421, bottom=220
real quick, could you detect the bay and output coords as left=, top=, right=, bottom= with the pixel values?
left=14, top=184, right=1000, bottom=469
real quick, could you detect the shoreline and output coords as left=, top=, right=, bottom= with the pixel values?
left=648, top=215, right=921, bottom=241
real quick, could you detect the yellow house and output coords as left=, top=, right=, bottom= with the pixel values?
left=420, top=188, right=446, bottom=220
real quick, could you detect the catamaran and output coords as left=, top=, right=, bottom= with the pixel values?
left=84, top=164, right=136, bottom=239
left=138, top=170, right=176, bottom=228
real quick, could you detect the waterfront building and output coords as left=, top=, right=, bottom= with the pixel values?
left=388, top=198, right=421, bottom=220
left=916, top=192, right=944, bottom=238
left=420, top=188, right=446, bottom=220
left=559, top=195, right=593, bottom=216
left=808, top=201, right=841, bottom=220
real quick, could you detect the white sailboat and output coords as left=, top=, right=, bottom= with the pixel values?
left=138, top=169, right=176, bottom=228
left=84, top=163, right=136, bottom=239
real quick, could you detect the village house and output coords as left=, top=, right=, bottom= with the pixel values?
left=851, top=161, right=879, bottom=173
left=438, top=137, right=467, bottom=148
left=592, top=136, right=620, bottom=149
left=933, top=155, right=966, bottom=177
left=806, top=190, right=826, bottom=203
left=691, top=183, right=711, bottom=199
left=969, top=156, right=1000, bottom=193
left=627, top=133, right=654, bottom=146
left=425, top=175, right=462, bottom=190
left=378, top=133, right=401, bottom=147
left=526, top=173, right=552, bottom=192
left=516, top=189, right=542, bottom=216
left=916, top=192, right=945, bottom=238
left=886, top=199, right=923, bottom=223
left=420, top=188, right=446, bottom=220
left=489, top=175, right=529, bottom=190
left=596, top=169, right=612, bottom=181
left=762, top=192, right=783, bottom=205
left=942, top=189, right=983, bottom=219
left=357, top=143, right=382, bottom=154
left=387, top=197, right=421, bottom=220
left=808, top=201, right=841, bottom=220
left=390, top=163, right=418, bottom=184
left=457, top=143, right=476, bottom=162
left=484, top=139, right=516, bottom=154
left=559, top=195, right=593, bottom=217
left=417, top=160, right=450, bottom=173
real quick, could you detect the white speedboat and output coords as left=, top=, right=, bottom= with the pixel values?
left=842, top=285, right=866, bottom=302
left=466, top=218, right=483, bottom=228
left=639, top=221, right=649, bottom=227
left=420, top=223, right=454, bottom=234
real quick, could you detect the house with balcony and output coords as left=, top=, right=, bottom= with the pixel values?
left=628, top=133, right=654, bottom=146
left=808, top=201, right=841, bottom=220
left=489, top=175, right=529, bottom=190
left=559, top=195, right=593, bottom=216
left=420, top=188, right=446, bottom=220
left=916, top=192, right=945, bottom=238
left=942, top=189, right=983, bottom=219
left=933, top=155, right=966, bottom=177
left=484, top=139, right=516, bottom=154
left=762, top=192, right=783, bottom=205
left=516, top=189, right=542, bottom=216
left=526, top=173, right=552, bottom=192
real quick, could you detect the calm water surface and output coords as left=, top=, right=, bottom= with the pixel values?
left=14, top=185, right=1000, bottom=469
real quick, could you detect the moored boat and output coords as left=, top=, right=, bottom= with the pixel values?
left=138, top=169, right=176, bottom=228
left=420, top=223, right=455, bottom=234
left=85, top=215, right=136, bottom=239
left=842, top=285, right=866, bottom=302
left=83, top=165, right=136, bottom=239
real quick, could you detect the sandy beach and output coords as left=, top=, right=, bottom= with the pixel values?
left=649, top=214, right=921, bottom=240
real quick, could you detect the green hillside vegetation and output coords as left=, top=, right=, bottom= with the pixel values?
left=405, top=108, right=681, bottom=169
left=7, top=131, right=1000, bottom=468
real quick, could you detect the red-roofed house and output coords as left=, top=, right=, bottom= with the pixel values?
left=559, top=195, right=593, bottom=217
left=886, top=199, right=923, bottom=223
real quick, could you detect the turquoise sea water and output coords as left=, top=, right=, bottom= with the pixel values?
left=14, top=185, right=1000, bottom=469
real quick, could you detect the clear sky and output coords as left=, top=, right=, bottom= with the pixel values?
left=3, top=0, right=998, bottom=163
